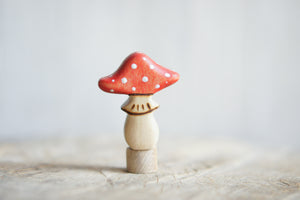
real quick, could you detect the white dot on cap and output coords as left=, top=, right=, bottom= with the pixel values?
left=149, top=65, right=155, bottom=69
left=131, top=63, right=137, bottom=69
left=112, top=79, right=115, bottom=82
left=110, top=89, right=114, bottom=92
left=142, top=57, right=146, bottom=61
left=121, top=77, right=127, bottom=84
left=165, top=73, right=171, bottom=78
left=155, top=84, right=160, bottom=89
left=142, top=76, right=148, bottom=82
left=132, top=87, right=136, bottom=91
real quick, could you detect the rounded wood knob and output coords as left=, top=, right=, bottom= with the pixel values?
left=124, top=113, right=159, bottom=150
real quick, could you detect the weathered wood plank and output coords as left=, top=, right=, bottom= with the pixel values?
left=0, top=136, right=299, bottom=200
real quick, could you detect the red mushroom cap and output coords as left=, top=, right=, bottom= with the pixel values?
left=98, top=52, right=180, bottom=95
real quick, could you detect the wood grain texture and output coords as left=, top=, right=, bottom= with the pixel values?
left=126, top=148, right=157, bottom=174
left=0, top=136, right=299, bottom=200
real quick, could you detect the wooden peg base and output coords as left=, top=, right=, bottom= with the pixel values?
left=126, top=147, right=158, bottom=174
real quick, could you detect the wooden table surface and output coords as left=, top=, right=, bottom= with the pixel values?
left=0, top=136, right=299, bottom=200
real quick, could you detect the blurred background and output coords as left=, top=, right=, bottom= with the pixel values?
left=0, top=0, right=299, bottom=147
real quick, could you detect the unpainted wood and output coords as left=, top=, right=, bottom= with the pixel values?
left=0, top=137, right=299, bottom=200
left=124, top=113, right=159, bottom=150
left=126, top=147, right=157, bottom=174
left=122, top=95, right=160, bottom=173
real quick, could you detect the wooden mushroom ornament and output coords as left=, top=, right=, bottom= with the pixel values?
left=98, top=52, right=179, bottom=173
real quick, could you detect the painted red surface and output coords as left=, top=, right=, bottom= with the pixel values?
left=98, top=52, right=180, bottom=95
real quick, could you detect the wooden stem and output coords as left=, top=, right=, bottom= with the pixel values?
left=124, top=113, right=159, bottom=150
left=122, top=95, right=159, bottom=173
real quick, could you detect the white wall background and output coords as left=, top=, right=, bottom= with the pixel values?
left=0, top=0, right=299, bottom=147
